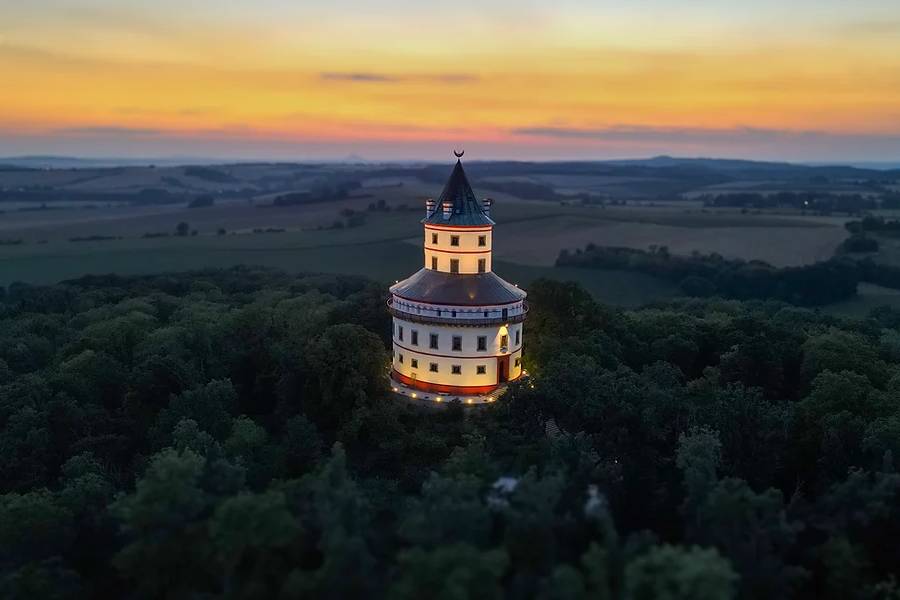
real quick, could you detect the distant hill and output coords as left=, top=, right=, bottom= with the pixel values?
left=0, top=155, right=234, bottom=169
left=583, top=155, right=900, bottom=179
left=3, top=153, right=899, bottom=176
left=607, top=155, right=794, bottom=169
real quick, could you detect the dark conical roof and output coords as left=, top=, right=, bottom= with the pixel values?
left=423, top=159, right=495, bottom=226
left=391, top=269, right=525, bottom=305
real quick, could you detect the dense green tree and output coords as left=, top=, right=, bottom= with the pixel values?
left=862, top=415, right=900, bottom=468
left=0, top=558, right=82, bottom=600
left=400, top=473, right=492, bottom=548
left=689, top=383, right=792, bottom=490
left=152, top=379, right=238, bottom=446
left=814, top=469, right=900, bottom=580
left=208, top=490, right=301, bottom=595
left=277, top=414, right=323, bottom=477
left=0, top=490, right=74, bottom=566
left=802, top=329, right=887, bottom=386
left=817, top=536, right=869, bottom=600
left=78, top=312, right=158, bottom=366
left=538, top=564, right=587, bottom=600
left=388, top=543, right=508, bottom=600
left=580, top=542, right=615, bottom=600
left=303, top=324, right=388, bottom=428
left=0, top=358, right=11, bottom=384
left=623, top=545, right=737, bottom=600
left=693, top=478, right=805, bottom=599
left=0, top=269, right=899, bottom=598
left=676, top=427, right=722, bottom=532
left=111, top=448, right=228, bottom=597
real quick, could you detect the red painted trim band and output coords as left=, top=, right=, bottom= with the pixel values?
left=425, top=247, right=492, bottom=254
left=391, top=370, right=501, bottom=395
left=392, top=340, right=521, bottom=359
left=391, top=292, right=523, bottom=307
left=424, top=224, right=493, bottom=232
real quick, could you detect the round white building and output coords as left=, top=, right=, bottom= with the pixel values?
left=389, top=156, right=527, bottom=396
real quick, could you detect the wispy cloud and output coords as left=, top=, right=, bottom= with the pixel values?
left=56, top=126, right=164, bottom=136
left=321, top=72, right=400, bottom=83
left=319, top=71, right=477, bottom=84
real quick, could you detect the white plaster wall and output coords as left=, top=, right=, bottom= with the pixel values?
left=425, top=250, right=492, bottom=274
left=424, top=226, right=492, bottom=273
left=391, top=316, right=524, bottom=387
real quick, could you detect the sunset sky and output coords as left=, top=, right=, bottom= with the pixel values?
left=2, top=0, right=900, bottom=161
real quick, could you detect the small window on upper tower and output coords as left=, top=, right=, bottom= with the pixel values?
left=450, top=259, right=459, bottom=273
left=431, top=256, right=438, bottom=270
left=430, top=333, right=439, bottom=349
left=450, top=235, right=460, bottom=247
left=452, top=336, right=462, bottom=351
left=478, top=235, right=486, bottom=247
left=478, top=259, right=486, bottom=273
left=432, top=233, right=438, bottom=244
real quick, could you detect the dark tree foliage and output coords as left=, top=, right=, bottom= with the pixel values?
left=557, top=245, right=860, bottom=306
left=0, top=268, right=899, bottom=599
left=838, top=235, right=879, bottom=254
left=699, top=191, right=878, bottom=213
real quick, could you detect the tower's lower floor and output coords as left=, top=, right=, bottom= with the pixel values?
left=390, top=318, right=524, bottom=394
left=390, top=367, right=523, bottom=396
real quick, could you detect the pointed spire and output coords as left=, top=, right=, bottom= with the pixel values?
left=423, top=153, right=495, bottom=226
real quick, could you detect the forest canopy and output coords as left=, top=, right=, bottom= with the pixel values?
left=0, top=268, right=899, bottom=599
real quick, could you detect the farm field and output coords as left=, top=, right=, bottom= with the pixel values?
left=0, top=207, right=848, bottom=308
left=0, top=200, right=846, bottom=278
left=0, top=233, right=677, bottom=307
left=1, top=157, right=887, bottom=308
left=493, top=213, right=845, bottom=267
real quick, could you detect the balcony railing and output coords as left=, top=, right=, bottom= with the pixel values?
left=387, top=299, right=527, bottom=326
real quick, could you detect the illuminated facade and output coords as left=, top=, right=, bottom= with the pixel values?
left=389, top=156, right=526, bottom=395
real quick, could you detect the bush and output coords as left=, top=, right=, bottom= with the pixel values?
left=839, top=235, right=879, bottom=253
left=679, top=275, right=717, bottom=297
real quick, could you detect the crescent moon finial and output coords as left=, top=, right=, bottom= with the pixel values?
left=453, top=149, right=465, bottom=158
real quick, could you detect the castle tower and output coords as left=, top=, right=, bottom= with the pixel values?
left=389, top=154, right=527, bottom=397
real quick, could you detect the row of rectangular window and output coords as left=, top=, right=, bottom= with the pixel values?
left=396, top=328, right=518, bottom=349
left=430, top=256, right=486, bottom=273
left=395, top=354, right=521, bottom=373
left=431, top=233, right=487, bottom=247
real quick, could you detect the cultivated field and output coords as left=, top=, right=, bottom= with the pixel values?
left=0, top=158, right=884, bottom=308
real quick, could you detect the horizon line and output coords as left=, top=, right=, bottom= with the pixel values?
left=4, top=153, right=900, bottom=170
